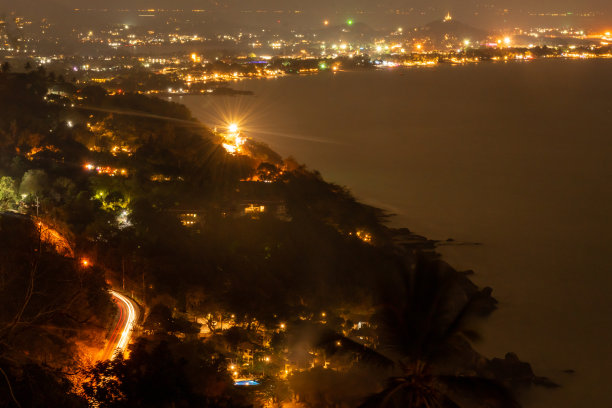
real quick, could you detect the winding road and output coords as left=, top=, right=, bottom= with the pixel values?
left=102, top=290, right=139, bottom=361
left=1, top=213, right=140, bottom=362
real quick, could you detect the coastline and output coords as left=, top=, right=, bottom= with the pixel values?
left=180, top=59, right=612, bottom=407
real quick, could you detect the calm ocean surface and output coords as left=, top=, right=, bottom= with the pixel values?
left=180, top=59, right=612, bottom=407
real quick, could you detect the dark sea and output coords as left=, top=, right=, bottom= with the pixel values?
left=179, top=58, right=612, bottom=407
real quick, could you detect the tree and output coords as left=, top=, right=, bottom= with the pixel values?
left=79, top=85, right=107, bottom=104
left=82, top=337, right=247, bottom=408
left=0, top=176, right=18, bottom=210
left=0, top=215, right=113, bottom=407
left=19, top=169, right=48, bottom=198
left=1, top=61, right=10, bottom=73
left=318, top=254, right=519, bottom=408
left=143, top=303, right=200, bottom=335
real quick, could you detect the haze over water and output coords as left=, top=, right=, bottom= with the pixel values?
left=181, top=59, right=612, bottom=407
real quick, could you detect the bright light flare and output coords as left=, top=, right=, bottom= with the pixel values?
left=228, top=123, right=239, bottom=133
left=504, top=36, right=511, bottom=45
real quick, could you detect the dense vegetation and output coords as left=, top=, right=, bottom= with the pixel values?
left=0, top=69, right=552, bottom=408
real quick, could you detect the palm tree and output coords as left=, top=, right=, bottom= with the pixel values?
left=320, top=253, right=519, bottom=408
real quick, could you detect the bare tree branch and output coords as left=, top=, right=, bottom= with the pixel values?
left=0, top=366, right=22, bottom=408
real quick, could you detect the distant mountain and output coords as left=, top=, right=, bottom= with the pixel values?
left=417, top=16, right=489, bottom=44
left=314, top=21, right=381, bottom=43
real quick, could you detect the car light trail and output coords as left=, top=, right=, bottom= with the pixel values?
left=105, top=290, right=138, bottom=360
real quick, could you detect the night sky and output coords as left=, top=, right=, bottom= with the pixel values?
left=3, top=0, right=612, bottom=21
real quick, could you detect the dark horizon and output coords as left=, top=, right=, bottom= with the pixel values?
left=1, top=0, right=612, bottom=30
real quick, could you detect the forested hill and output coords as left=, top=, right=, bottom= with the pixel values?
left=0, top=69, right=552, bottom=407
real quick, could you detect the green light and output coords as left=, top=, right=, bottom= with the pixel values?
left=347, top=19, right=353, bottom=26
left=319, top=62, right=327, bottom=70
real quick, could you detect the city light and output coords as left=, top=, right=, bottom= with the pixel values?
left=4, top=9, right=612, bottom=407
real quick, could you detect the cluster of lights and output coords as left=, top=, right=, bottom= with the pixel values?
left=25, top=145, right=60, bottom=160
left=180, top=213, right=198, bottom=226
left=84, top=163, right=128, bottom=176
left=110, top=145, right=132, bottom=156
left=117, top=210, right=132, bottom=229
left=221, top=124, right=246, bottom=155
left=348, top=229, right=373, bottom=243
